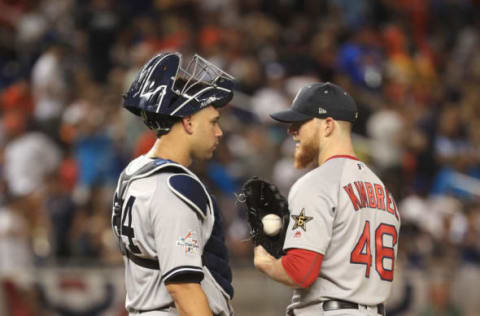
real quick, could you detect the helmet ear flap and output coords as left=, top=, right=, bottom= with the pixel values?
left=140, top=110, right=181, bottom=136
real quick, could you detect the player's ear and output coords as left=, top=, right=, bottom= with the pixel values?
left=182, top=116, right=194, bottom=134
left=324, top=117, right=335, bottom=137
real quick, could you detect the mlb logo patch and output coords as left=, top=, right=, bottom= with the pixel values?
left=176, top=231, right=199, bottom=255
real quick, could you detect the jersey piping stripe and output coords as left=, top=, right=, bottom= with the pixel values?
left=161, top=266, right=204, bottom=282
left=324, top=155, right=359, bottom=163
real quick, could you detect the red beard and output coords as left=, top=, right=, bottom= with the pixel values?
left=294, top=141, right=317, bottom=169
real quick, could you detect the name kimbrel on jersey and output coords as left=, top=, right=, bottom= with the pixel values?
left=343, top=181, right=399, bottom=220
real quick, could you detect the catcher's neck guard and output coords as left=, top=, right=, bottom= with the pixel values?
left=123, top=52, right=235, bottom=134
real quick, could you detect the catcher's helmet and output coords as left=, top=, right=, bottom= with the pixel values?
left=123, top=52, right=234, bottom=134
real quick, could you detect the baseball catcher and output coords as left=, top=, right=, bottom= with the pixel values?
left=238, top=177, right=289, bottom=258
left=113, top=52, right=236, bottom=315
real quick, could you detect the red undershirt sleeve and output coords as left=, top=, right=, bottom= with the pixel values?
left=281, top=248, right=324, bottom=288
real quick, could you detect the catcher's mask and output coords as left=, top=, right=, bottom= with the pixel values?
left=123, top=52, right=235, bottom=135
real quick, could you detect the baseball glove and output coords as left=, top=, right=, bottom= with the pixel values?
left=238, top=177, right=289, bottom=258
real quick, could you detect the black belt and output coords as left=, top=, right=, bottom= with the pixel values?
left=323, top=300, right=385, bottom=315
left=134, top=306, right=224, bottom=316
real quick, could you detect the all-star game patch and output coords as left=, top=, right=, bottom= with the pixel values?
left=176, top=231, right=199, bottom=255
left=291, top=208, right=313, bottom=232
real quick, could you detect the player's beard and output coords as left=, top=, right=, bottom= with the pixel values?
left=293, top=137, right=318, bottom=169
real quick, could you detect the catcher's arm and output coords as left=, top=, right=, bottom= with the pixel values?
left=166, top=282, right=212, bottom=316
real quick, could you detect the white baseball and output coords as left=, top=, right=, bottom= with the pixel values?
left=262, top=214, right=283, bottom=236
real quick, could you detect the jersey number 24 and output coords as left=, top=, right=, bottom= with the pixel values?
left=120, top=196, right=141, bottom=254
left=350, top=221, right=398, bottom=281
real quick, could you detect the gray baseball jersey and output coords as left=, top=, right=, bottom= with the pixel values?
left=112, top=155, right=233, bottom=315
left=283, top=156, right=400, bottom=314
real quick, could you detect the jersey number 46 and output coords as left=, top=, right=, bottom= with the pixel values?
left=350, top=221, right=398, bottom=281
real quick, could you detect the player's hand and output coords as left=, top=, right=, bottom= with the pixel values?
left=253, top=245, right=299, bottom=288
left=237, top=177, right=289, bottom=258
left=254, top=245, right=275, bottom=272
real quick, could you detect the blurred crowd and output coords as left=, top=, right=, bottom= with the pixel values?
left=0, top=0, right=480, bottom=315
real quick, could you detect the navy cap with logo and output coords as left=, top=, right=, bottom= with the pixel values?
left=270, top=82, right=358, bottom=123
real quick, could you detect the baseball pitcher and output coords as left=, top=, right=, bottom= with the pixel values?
left=241, top=82, right=400, bottom=316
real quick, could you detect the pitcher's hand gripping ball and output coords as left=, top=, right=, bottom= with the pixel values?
left=238, top=177, right=289, bottom=258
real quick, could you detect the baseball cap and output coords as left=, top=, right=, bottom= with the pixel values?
left=270, top=82, right=358, bottom=123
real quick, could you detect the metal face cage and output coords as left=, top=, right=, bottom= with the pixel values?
left=176, top=54, right=235, bottom=97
